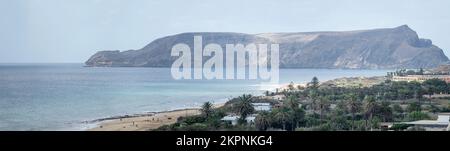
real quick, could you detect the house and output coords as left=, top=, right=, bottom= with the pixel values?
left=252, top=103, right=272, bottom=112
left=401, top=113, right=450, bottom=131
left=221, top=114, right=257, bottom=126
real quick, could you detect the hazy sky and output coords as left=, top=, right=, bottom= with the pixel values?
left=1, top=0, right=450, bottom=63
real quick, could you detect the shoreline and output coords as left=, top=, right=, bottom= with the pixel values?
left=88, top=103, right=225, bottom=131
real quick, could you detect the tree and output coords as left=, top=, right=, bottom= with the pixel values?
left=255, top=112, right=271, bottom=131
left=423, top=79, right=449, bottom=95
left=392, top=103, right=404, bottom=121
left=281, top=89, right=289, bottom=98
left=201, top=102, right=213, bottom=118
left=363, top=95, right=377, bottom=130
left=393, top=103, right=404, bottom=113
left=285, top=95, right=299, bottom=110
left=237, top=94, right=255, bottom=122
left=346, top=93, right=361, bottom=130
left=318, top=96, right=330, bottom=121
left=287, top=95, right=306, bottom=128
left=308, top=90, right=318, bottom=111
left=407, top=111, right=430, bottom=121
left=335, top=100, right=348, bottom=114
left=406, top=70, right=416, bottom=75
left=288, top=82, right=295, bottom=91
left=297, top=85, right=305, bottom=91
left=292, top=108, right=306, bottom=128
left=407, top=102, right=421, bottom=113
left=429, top=104, right=441, bottom=114
left=308, top=77, right=320, bottom=90
left=330, top=106, right=351, bottom=130
left=273, top=108, right=291, bottom=130
left=379, top=101, right=393, bottom=122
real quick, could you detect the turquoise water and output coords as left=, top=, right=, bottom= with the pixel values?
left=0, top=63, right=390, bottom=130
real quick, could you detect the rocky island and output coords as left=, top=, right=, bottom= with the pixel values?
left=86, top=25, right=448, bottom=69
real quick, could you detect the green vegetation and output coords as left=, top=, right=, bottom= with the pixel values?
left=156, top=76, right=450, bottom=131
left=201, top=102, right=213, bottom=118
left=237, top=94, right=255, bottom=122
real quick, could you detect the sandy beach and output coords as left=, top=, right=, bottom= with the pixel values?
left=89, top=103, right=224, bottom=131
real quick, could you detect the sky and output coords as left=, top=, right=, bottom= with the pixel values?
left=1, top=0, right=450, bottom=63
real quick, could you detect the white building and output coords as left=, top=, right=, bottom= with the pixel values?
left=392, top=75, right=450, bottom=83
left=252, top=103, right=272, bottom=112
left=402, top=113, right=450, bottom=131
left=221, top=115, right=256, bottom=126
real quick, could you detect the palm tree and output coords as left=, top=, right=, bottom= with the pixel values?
left=363, top=95, right=377, bottom=130
left=274, top=109, right=291, bottom=130
left=237, top=94, right=254, bottom=121
left=318, top=96, right=330, bottom=121
left=201, top=101, right=213, bottom=118
left=264, top=90, right=270, bottom=96
left=292, top=108, right=305, bottom=128
left=380, top=101, right=393, bottom=122
left=346, top=93, right=361, bottom=131
left=255, top=112, right=271, bottom=131
left=309, top=89, right=318, bottom=111
left=285, top=95, right=299, bottom=110
left=284, top=96, right=305, bottom=129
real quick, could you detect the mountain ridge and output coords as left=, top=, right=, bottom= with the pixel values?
left=85, top=25, right=449, bottom=69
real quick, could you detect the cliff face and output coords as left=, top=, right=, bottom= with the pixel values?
left=85, top=25, right=449, bottom=69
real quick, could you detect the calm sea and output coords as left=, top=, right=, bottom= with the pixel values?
left=0, top=63, right=390, bottom=130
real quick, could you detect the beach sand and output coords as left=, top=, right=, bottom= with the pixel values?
left=89, top=103, right=224, bottom=131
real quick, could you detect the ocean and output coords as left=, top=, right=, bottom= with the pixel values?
left=0, top=63, right=390, bottom=130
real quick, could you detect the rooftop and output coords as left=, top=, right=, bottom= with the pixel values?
left=403, top=120, right=449, bottom=126
left=402, top=113, right=450, bottom=126
left=251, top=103, right=271, bottom=106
